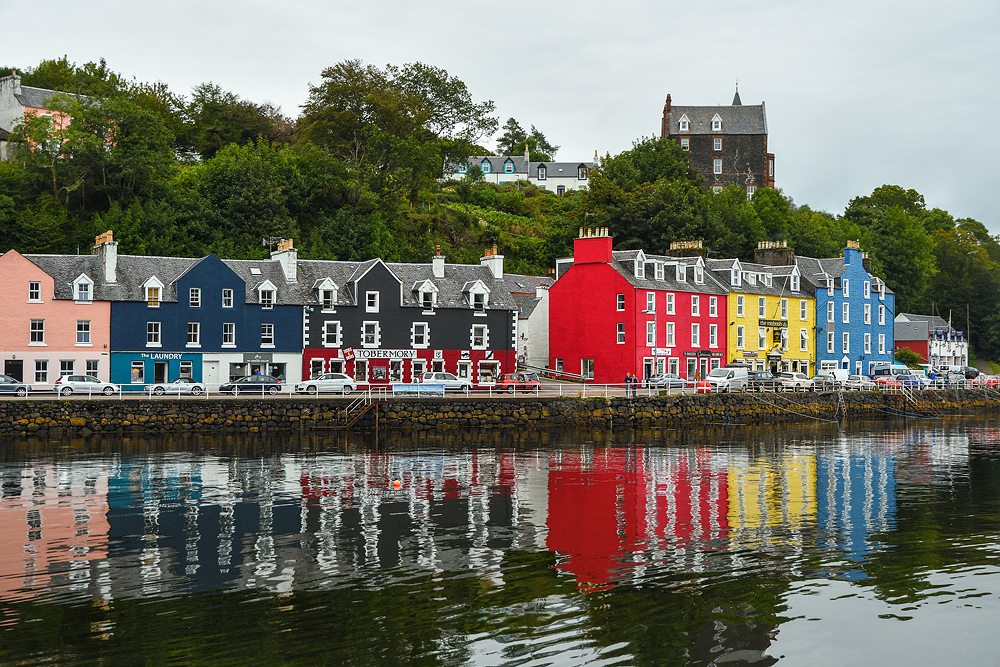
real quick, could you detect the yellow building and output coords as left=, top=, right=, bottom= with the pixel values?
left=707, top=258, right=816, bottom=375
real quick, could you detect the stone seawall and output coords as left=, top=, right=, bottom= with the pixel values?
left=1, top=389, right=997, bottom=437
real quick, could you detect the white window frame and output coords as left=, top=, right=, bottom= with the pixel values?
left=666, top=293, right=675, bottom=314
left=759, top=327, right=766, bottom=350
left=30, top=319, right=45, bottom=346
left=324, top=321, right=343, bottom=347
left=827, top=301, right=835, bottom=323
left=711, top=114, right=722, bottom=131
left=736, top=325, right=745, bottom=349
left=737, top=295, right=745, bottom=317
left=827, top=278, right=834, bottom=297
left=617, top=294, right=626, bottom=311
left=780, top=298, right=788, bottom=319
left=187, top=322, right=201, bottom=348
left=800, top=300, right=807, bottom=321
left=471, top=324, right=489, bottom=349
left=879, top=333, right=886, bottom=355
left=827, top=331, right=835, bottom=354
left=259, top=289, right=275, bottom=310
left=676, top=264, right=686, bottom=282
left=781, top=328, right=788, bottom=352
left=74, top=275, right=94, bottom=303
left=76, top=320, right=91, bottom=346
left=864, top=333, right=872, bottom=354
left=366, top=291, right=380, bottom=313
left=189, top=287, right=201, bottom=308
left=261, top=323, right=275, bottom=347
left=679, top=115, right=690, bottom=132
left=362, top=321, right=380, bottom=348
left=879, top=305, right=886, bottom=326
left=691, top=295, right=700, bottom=316
left=223, top=322, right=236, bottom=347
left=695, top=265, right=704, bottom=284
left=655, top=263, right=664, bottom=281
left=709, top=324, right=718, bottom=348
left=147, top=321, right=161, bottom=347
left=28, top=281, right=42, bottom=303
left=691, top=323, right=700, bottom=347
left=646, top=321, right=656, bottom=347
left=713, top=158, right=722, bottom=174
left=842, top=278, right=850, bottom=297
left=714, top=137, right=722, bottom=151
left=34, top=359, right=48, bottom=383
left=223, top=288, right=234, bottom=308
left=617, top=323, right=626, bottom=344
left=680, top=137, right=690, bottom=151
left=842, top=302, right=850, bottom=324
left=800, top=329, right=809, bottom=351
left=647, top=292, right=655, bottom=313
left=842, top=332, right=850, bottom=354
left=864, top=303, right=871, bottom=324
left=709, top=296, right=717, bottom=317
left=790, top=274, right=799, bottom=292
left=758, top=297, right=766, bottom=318
left=864, top=281, right=871, bottom=299
left=411, top=322, right=430, bottom=348
left=666, top=322, right=675, bottom=347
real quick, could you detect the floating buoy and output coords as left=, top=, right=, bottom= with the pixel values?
left=697, top=380, right=712, bottom=394
left=393, top=479, right=402, bottom=489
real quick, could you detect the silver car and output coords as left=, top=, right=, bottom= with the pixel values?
left=147, top=378, right=206, bottom=396
left=420, top=372, right=473, bottom=391
left=54, top=374, right=119, bottom=396
left=778, top=372, right=814, bottom=391
left=295, top=373, right=357, bottom=395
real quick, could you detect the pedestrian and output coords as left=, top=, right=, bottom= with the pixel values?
left=624, top=372, right=631, bottom=397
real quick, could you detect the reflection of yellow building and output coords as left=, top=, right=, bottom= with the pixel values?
left=708, top=258, right=816, bottom=375
left=727, top=453, right=816, bottom=546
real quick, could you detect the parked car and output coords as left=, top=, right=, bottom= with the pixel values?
left=944, top=372, right=969, bottom=387
left=778, top=372, right=813, bottom=391
left=146, top=377, right=206, bottom=396
left=0, top=374, right=31, bottom=397
left=895, top=374, right=923, bottom=388
left=419, top=372, right=473, bottom=391
left=960, top=366, right=980, bottom=380
left=496, top=372, right=541, bottom=393
left=811, top=374, right=838, bottom=392
left=845, top=374, right=876, bottom=391
left=874, top=375, right=901, bottom=390
left=647, top=373, right=688, bottom=389
left=294, top=373, right=357, bottom=395
left=54, top=374, right=119, bottom=396
left=705, top=365, right=750, bottom=393
left=748, top=371, right=782, bottom=392
left=220, top=375, right=282, bottom=395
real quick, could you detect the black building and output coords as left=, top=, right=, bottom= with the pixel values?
left=660, top=88, right=775, bottom=196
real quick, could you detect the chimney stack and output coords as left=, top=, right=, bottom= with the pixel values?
left=432, top=245, right=445, bottom=278
left=480, top=244, right=504, bottom=279
left=668, top=239, right=706, bottom=258
left=524, top=143, right=530, bottom=161
left=754, top=239, right=794, bottom=266
left=92, top=230, right=118, bottom=283
left=270, top=238, right=297, bottom=283
left=661, top=94, right=672, bottom=138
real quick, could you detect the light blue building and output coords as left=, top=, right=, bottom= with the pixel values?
left=796, top=243, right=896, bottom=375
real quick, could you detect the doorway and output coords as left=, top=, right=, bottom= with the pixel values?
left=154, top=362, right=168, bottom=384
left=4, top=360, right=23, bottom=382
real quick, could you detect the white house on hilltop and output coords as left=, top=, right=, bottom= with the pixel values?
left=446, top=146, right=598, bottom=194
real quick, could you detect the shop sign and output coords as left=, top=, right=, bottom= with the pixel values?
left=243, top=352, right=273, bottom=362
left=742, top=351, right=758, bottom=358
left=652, top=348, right=672, bottom=356
left=344, top=348, right=356, bottom=360
left=140, top=353, right=185, bottom=360
left=759, top=319, right=788, bottom=328
left=460, top=351, right=470, bottom=360
left=684, top=350, right=725, bottom=358
left=351, top=349, right=418, bottom=359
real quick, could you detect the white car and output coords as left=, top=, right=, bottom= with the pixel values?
left=419, top=372, right=473, bottom=391
left=778, top=372, right=814, bottom=391
left=845, top=374, right=876, bottom=390
left=147, top=378, right=206, bottom=396
left=295, top=373, right=357, bottom=395
left=54, top=374, right=119, bottom=396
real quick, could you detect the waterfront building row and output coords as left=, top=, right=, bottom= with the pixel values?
left=549, top=231, right=897, bottom=383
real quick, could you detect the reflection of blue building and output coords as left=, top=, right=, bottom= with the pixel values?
left=816, top=452, right=896, bottom=579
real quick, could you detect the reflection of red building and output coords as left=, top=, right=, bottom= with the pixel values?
left=546, top=448, right=729, bottom=588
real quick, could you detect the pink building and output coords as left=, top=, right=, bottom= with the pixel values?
left=0, top=73, right=76, bottom=159
left=0, top=249, right=111, bottom=388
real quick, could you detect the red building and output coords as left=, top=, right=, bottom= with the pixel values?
left=550, top=230, right=729, bottom=383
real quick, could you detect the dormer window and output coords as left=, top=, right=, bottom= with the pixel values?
left=827, top=278, right=834, bottom=296
left=413, top=279, right=439, bottom=311
left=791, top=274, right=800, bottom=292
left=655, top=263, right=664, bottom=281
left=504, top=159, right=514, bottom=174
left=537, top=165, right=546, bottom=179
left=458, top=162, right=467, bottom=174
left=635, top=261, right=645, bottom=279
left=422, top=292, right=434, bottom=309
left=463, top=280, right=490, bottom=311
left=764, top=274, right=772, bottom=287
left=73, top=274, right=94, bottom=302
left=321, top=289, right=335, bottom=309
left=143, top=276, right=163, bottom=308
left=879, top=282, right=886, bottom=300
left=694, top=265, right=704, bottom=284
left=473, top=293, right=485, bottom=310
left=260, top=290, right=274, bottom=309
left=731, top=269, right=741, bottom=287
left=711, top=114, right=722, bottom=131
left=747, top=273, right=756, bottom=286
left=481, top=159, right=492, bottom=174
left=675, top=265, right=686, bottom=282
left=679, top=114, right=690, bottom=132
left=578, top=166, right=587, bottom=179
left=313, top=278, right=338, bottom=311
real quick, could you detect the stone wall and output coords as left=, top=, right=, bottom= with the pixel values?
left=0, top=389, right=997, bottom=438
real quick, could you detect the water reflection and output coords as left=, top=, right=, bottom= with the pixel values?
left=0, top=421, right=997, bottom=666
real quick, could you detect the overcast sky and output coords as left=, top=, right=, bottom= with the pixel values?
left=6, top=0, right=998, bottom=228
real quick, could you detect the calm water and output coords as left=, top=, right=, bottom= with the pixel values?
left=1, top=422, right=998, bottom=666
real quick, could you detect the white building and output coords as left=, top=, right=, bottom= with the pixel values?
left=505, top=273, right=553, bottom=369
left=447, top=146, right=598, bottom=194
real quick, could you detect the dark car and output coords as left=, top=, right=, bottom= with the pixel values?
left=0, top=374, right=31, bottom=397
left=811, top=374, right=838, bottom=392
left=960, top=366, right=980, bottom=380
left=219, top=375, right=282, bottom=395
left=748, top=371, right=781, bottom=392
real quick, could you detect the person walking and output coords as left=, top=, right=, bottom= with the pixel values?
left=623, top=372, right=632, bottom=397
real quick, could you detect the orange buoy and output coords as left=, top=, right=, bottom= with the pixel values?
left=393, top=479, right=402, bottom=489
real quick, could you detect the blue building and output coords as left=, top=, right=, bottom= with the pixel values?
left=93, top=235, right=305, bottom=389
left=796, top=243, right=895, bottom=375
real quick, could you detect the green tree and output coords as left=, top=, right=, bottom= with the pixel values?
left=496, top=118, right=559, bottom=160
left=863, top=207, right=936, bottom=312
left=178, top=82, right=288, bottom=159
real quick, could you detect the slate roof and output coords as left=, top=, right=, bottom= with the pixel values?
left=668, top=103, right=767, bottom=135
left=895, top=320, right=929, bottom=342
left=15, top=85, right=86, bottom=110
left=794, top=255, right=895, bottom=294
left=504, top=273, right=554, bottom=294
left=896, top=313, right=950, bottom=330
left=25, top=251, right=517, bottom=310
left=610, top=250, right=727, bottom=295
left=707, top=260, right=812, bottom=298
left=449, top=156, right=595, bottom=178
left=529, top=161, right=594, bottom=178
left=511, top=293, right=544, bottom=319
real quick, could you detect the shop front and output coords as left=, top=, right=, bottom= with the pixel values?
left=301, top=348, right=510, bottom=386
left=212, top=352, right=299, bottom=385
left=682, top=350, right=724, bottom=380
left=110, top=352, right=203, bottom=391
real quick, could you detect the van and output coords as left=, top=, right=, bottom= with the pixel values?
left=705, top=365, right=750, bottom=392
left=823, top=368, right=850, bottom=385
left=872, top=363, right=909, bottom=378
